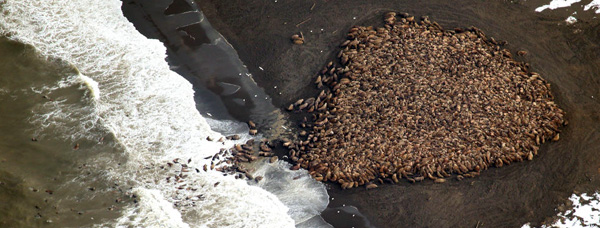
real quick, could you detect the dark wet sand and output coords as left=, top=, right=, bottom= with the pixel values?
left=124, top=0, right=600, bottom=227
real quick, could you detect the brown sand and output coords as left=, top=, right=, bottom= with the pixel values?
left=196, top=1, right=600, bottom=227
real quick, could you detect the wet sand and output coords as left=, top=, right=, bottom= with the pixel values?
left=124, top=0, right=600, bottom=227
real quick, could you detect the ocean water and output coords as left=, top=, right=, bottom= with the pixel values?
left=0, top=0, right=328, bottom=227
left=2, top=0, right=599, bottom=227
left=0, top=37, right=127, bottom=227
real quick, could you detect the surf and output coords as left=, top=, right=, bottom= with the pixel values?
left=0, top=0, right=328, bottom=227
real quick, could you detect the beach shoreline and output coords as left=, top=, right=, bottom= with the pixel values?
left=122, top=0, right=600, bottom=227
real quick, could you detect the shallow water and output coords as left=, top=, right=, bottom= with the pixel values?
left=3, top=0, right=600, bottom=227
left=0, top=37, right=127, bottom=227
left=0, top=0, right=329, bottom=227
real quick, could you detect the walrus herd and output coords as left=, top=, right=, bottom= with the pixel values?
left=283, top=12, right=566, bottom=189
left=208, top=12, right=566, bottom=190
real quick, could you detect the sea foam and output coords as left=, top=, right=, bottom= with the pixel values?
left=0, top=0, right=327, bottom=227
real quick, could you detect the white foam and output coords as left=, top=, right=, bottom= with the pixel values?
left=0, top=0, right=298, bottom=227
left=28, top=74, right=105, bottom=142
left=113, top=188, right=190, bottom=228
left=252, top=160, right=329, bottom=225
left=535, top=0, right=581, bottom=12
left=78, top=74, right=100, bottom=100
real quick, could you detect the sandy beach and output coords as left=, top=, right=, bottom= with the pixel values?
left=121, top=0, right=600, bottom=227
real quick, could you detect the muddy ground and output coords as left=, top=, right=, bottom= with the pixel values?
left=126, top=0, right=600, bottom=227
